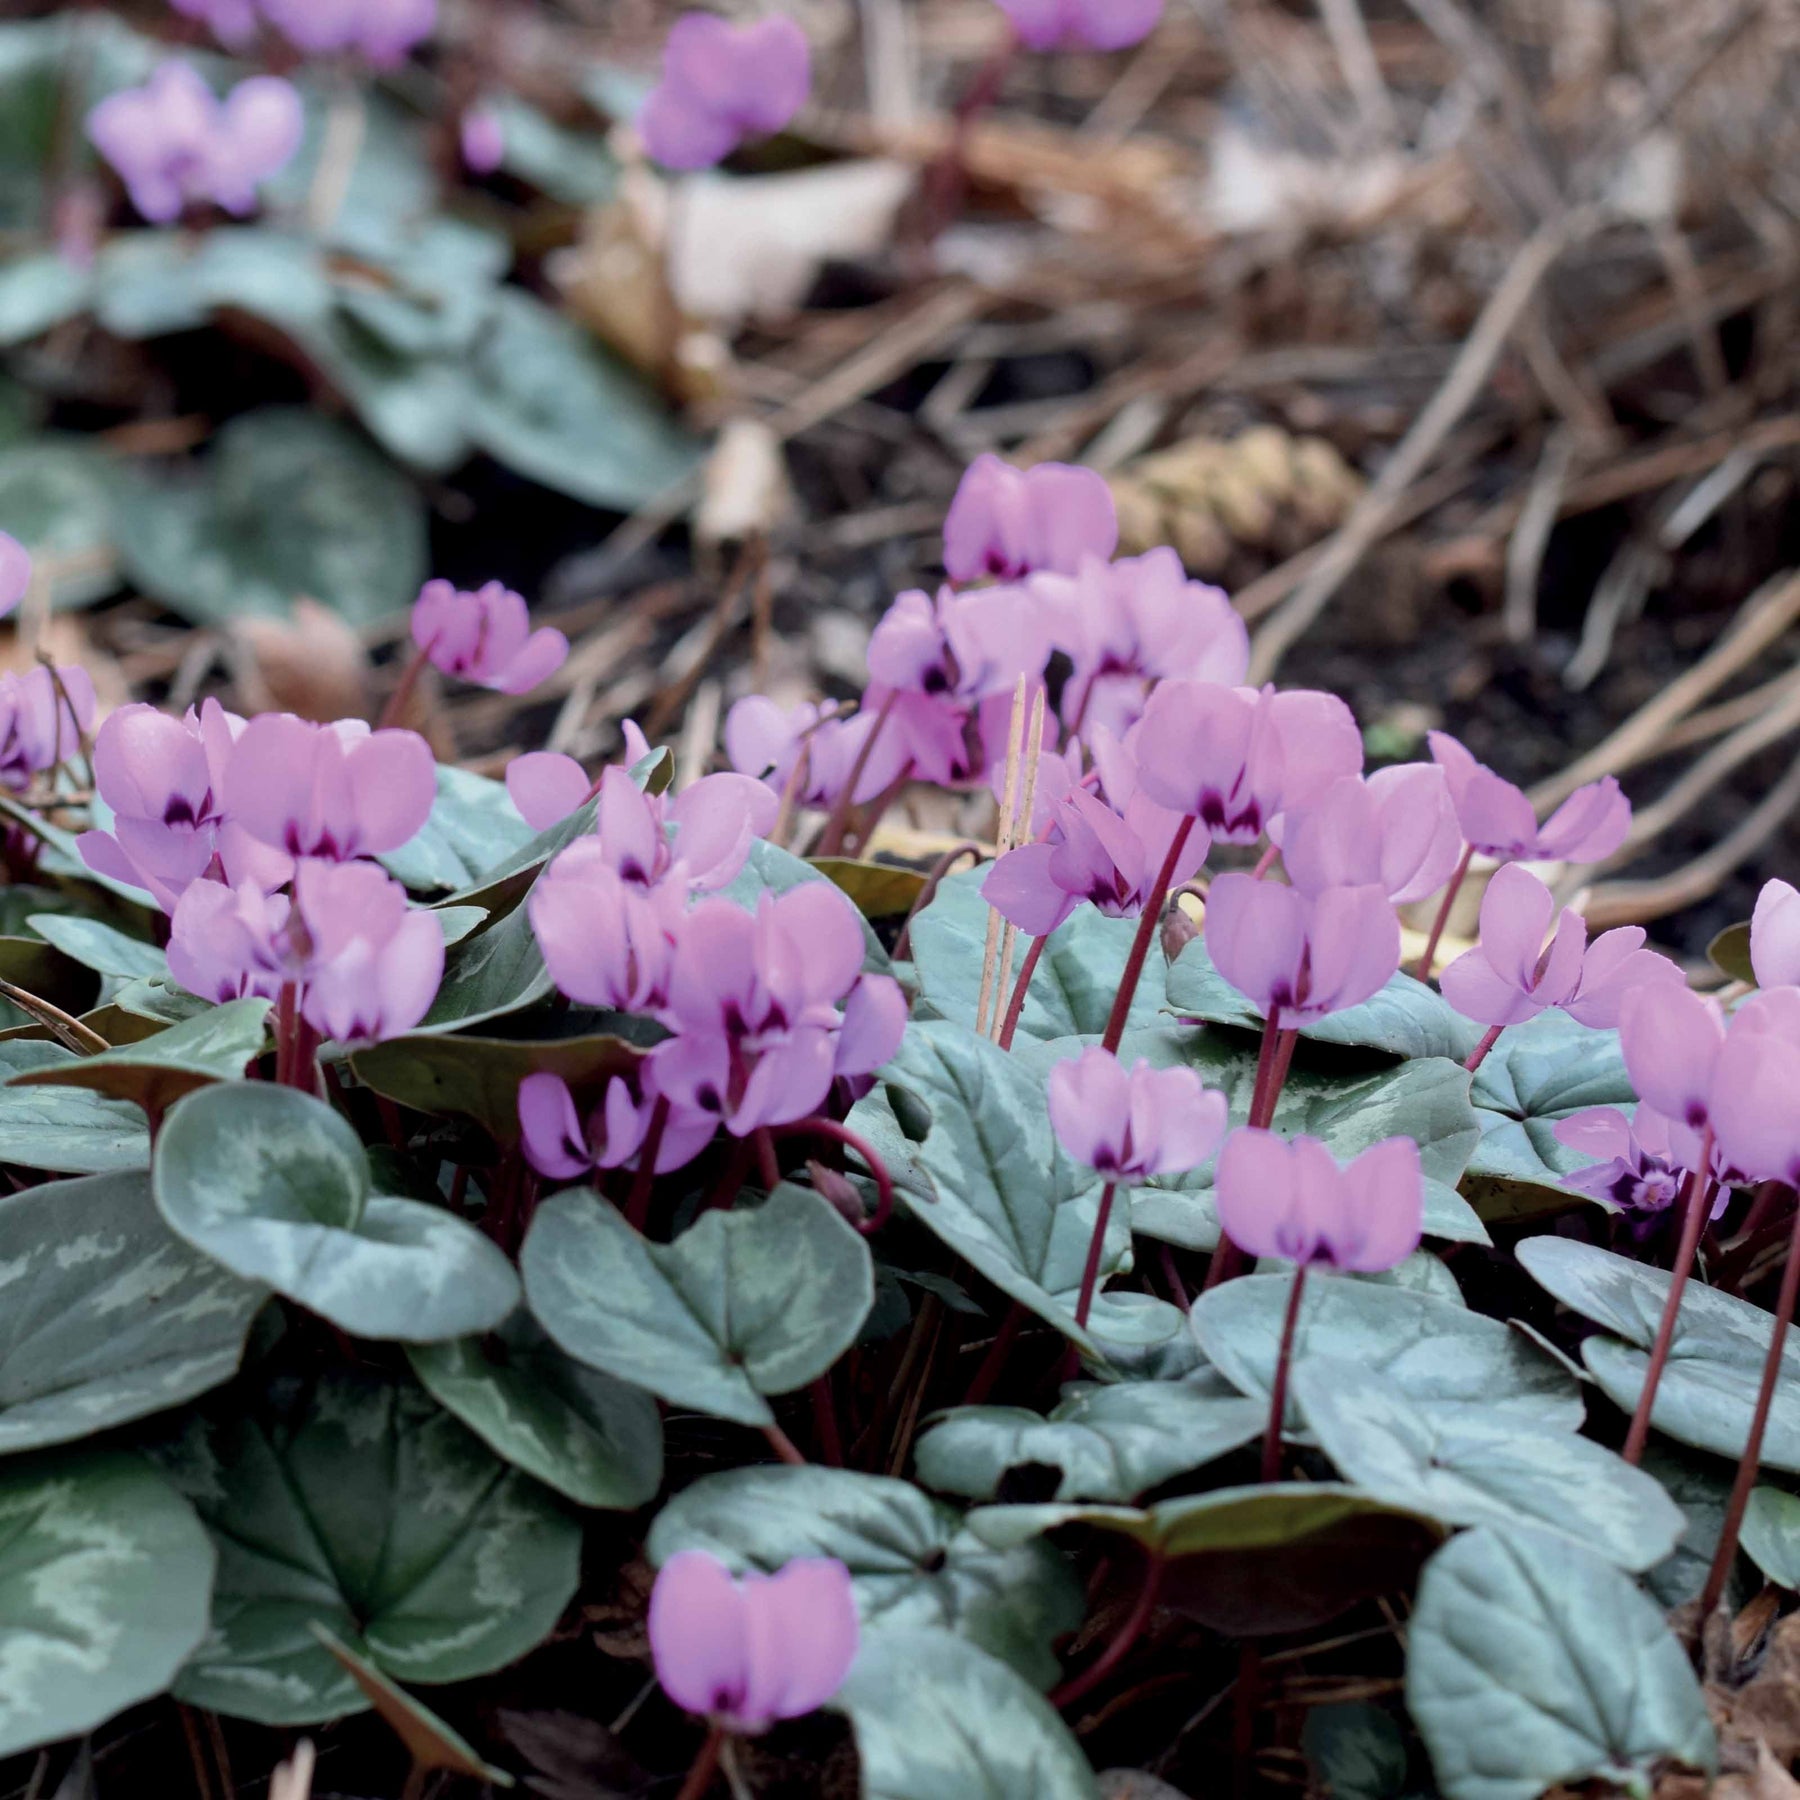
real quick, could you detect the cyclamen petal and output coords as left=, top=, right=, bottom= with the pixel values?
left=1214, top=1128, right=1421, bottom=1272
left=412, top=579, right=568, bottom=696
left=506, top=752, right=591, bottom=832
left=1752, top=878, right=1800, bottom=989
left=1429, top=730, right=1630, bottom=866
left=992, top=0, right=1165, bottom=52
left=1206, top=873, right=1398, bottom=1023
left=640, top=14, right=810, bottom=171
left=1048, top=1046, right=1225, bottom=1180
left=943, top=455, right=1118, bottom=583
left=649, top=1550, right=857, bottom=1734
left=1619, top=981, right=1725, bottom=1131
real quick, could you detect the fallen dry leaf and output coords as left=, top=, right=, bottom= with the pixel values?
left=233, top=598, right=373, bottom=724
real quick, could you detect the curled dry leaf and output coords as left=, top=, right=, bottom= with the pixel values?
left=233, top=597, right=373, bottom=724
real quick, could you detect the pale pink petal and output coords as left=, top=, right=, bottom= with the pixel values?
left=650, top=1551, right=751, bottom=1720
left=507, top=752, right=591, bottom=831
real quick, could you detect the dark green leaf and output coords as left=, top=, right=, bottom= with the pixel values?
left=379, top=765, right=536, bottom=895
left=1301, top=1705, right=1413, bottom=1800
left=0, top=1447, right=214, bottom=1756
left=158, top=1370, right=582, bottom=1723
left=522, top=1184, right=872, bottom=1426
left=1740, top=1487, right=1800, bottom=1590
left=407, top=1312, right=663, bottom=1510
left=25, top=912, right=165, bottom=980
left=1406, top=1526, right=1715, bottom=1800
left=0, top=1040, right=149, bottom=1172
left=417, top=900, right=552, bottom=1032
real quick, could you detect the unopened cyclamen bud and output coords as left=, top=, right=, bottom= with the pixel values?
left=1161, top=899, right=1199, bottom=964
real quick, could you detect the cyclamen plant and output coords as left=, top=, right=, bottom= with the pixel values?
left=0, top=450, right=1780, bottom=1800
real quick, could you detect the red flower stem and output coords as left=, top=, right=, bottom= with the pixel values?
left=1696, top=1190, right=1800, bottom=1622
left=1415, top=845, right=1474, bottom=981
left=1623, top=1129, right=1717, bottom=1465
left=1463, top=1023, right=1505, bottom=1073
left=377, top=641, right=433, bottom=731
left=273, top=982, right=296, bottom=1088
left=753, top=1126, right=780, bottom=1190
left=920, top=27, right=1018, bottom=243
left=625, top=1097, right=671, bottom=1232
left=761, top=1422, right=807, bottom=1467
left=771, top=1118, right=896, bottom=1235
left=996, top=934, right=1047, bottom=1051
left=964, top=1301, right=1026, bottom=1406
left=673, top=1723, right=725, bottom=1800
left=893, top=840, right=984, bottom=961
left=1262, top=1266, right=1310, bottom=1482
left=1050, top=1550, right=1166, bottom=1710
left=815, top=692, right=897, bottom=857
left=1074, top=1182, right=1120, bottom=1331
left=1251, top=842, right=1280, bottom=880
left=1100, top=818, right=1196, bottom=1055
left=811, top=1372, right=846, bottom=1467
left=703, top=1136, right=754, bottom=1214
left=1160, top=1242, right=1190, bottom=1310
left=1247, top=1010, right=1286, bottom=1130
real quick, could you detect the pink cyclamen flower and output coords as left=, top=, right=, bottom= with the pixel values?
left=991, top=0, right=1166, bottom=52
left=225, top=715, right=436, bottom=861
left=1751, top=878, right=1800, bottom=989
left=1214, top=1130, right=1422, bottom=1272
left=79, top=698, right=292, bottom=912
left=1554, top=1108, right=1688, bottom=1214
left=1281, top=768, right=1462, bottom=906
left=639, top=14, right=811, bottom=172
left=867, top=584, right=1046, bottom=705
left=258, top=0, right=436, bottom=65
left=1438, top=864, right=1679, bottom=1031
left=1428, top=732, right=1629, bottom=865
left=1618, top=980, right=1726, bottom=1133
left=582, top=763, right=779, bottom=896
left=650, top=885, right=906, bottom=1135
left=1036, top=549, right=1249, bottom=739
left=412, top=580, right=567, bottom=697
left=532, top=849, right=688, bottom=1013
left=943, top=455, right=1118, bottom=584
left=649, top=1550, right=858, bottom=1735
left=725, top=697, right=890, bottom=811
left=1707, top=988, right=1800, bottom=1188
left=1133, top=682, right=1283, bottom=843
left=1048, top=1047, right=1227, bottom=1180
left=518, top=1071, right=716, bottom=1181
left=0, top=533, right=29, bottom=618
left=170, top=0, right=259, bottom=47
left=0, top=665, right=95, bottom=795
left=1205, top=872, right=1400, bottom=1023
left=87, top=63, right=303, bottom=224
left=166, top=861, right=442, bottom=1043
left=460, top=105, right=505, bottom=176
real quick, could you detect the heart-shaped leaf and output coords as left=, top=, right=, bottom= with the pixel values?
left=157, top=1370, right=582, bottom=1723
left=522, top=1184, right=871, bottom=1427
left=353, top=1014, right=655, bottom=1143
left=1406, top=1526, right=1715, bottom=1800
left=379, top=765, right=536, bottom=896
left=407, top=1312, right=662, bottom=1510
left=1741, top=1487, right=1800, bottom=1590
left=0, top=1447, right=215, bottom=1756
left=0, top=1040, right=149, bottom=1172
left=969, top=1484, right=1444, bottom=1636
left=909, top=870, right=1167, bottom=1041
left=915, top=1374, right=1262, bottom=1503
left=464, top=289, right=701, bottom=510
left=1517, top=1235, right=1800, bottom=1470
left=1166, top=942, right=1482, bottom=1062
left=25, top=912, right=166, bottom=979
left=1292, top=1358, right=1682, bottom=1570
left=848, top=1023, right=1128, bottom=1348
left=9, top=997, right=268, bottom=1117
left=830, top=1629, right=1098, bottom=1800
left=1192, top=1272, right=1583, bottom=1433
left=812, top=857, right=929, bottom=920
left=1466, top=1013, right=1636, bottom=1196
left=417, top=899, right=553, bottom=1032
left=647, top=1464, right=1083, bottom=1689
left=155, top=1083, right=519, bottom=1343
left=0, top=1169, right=263, bottom=1453
left=112, top=407, right=427, bottom=626
left=1122, top=1028, right=1488, bottom=1250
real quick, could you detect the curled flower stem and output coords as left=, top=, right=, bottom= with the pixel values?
left=772, top=1118, right=898, bottom=1234
left=815, top=692, right=897, bottom=857
left=996, top=934, right=1046, bottom=1051
left=376, top=641, right=433, bottom=731
left=1101, top=818, right=1196, bottom=1055
left=1262, top=1266, right=1310, bottom=1482
left=1696, top=1190, right=1800, bottom=1623
left=1050, top=1549, right=1166, bottom=1710
left=625, top=1098, right=672, bottom=1232
left=1074, top=1181, right=1119, bottom=1330
left=893, top=840, right=984, bottom=961
left=1463, top=1023, right=1505, bottom=1073
left=1623, top=1129, right=1717, bottom=1465
left=673, top=1722, right=726, bottom=1800
left=1415, top=844, right=1474, bottom=981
